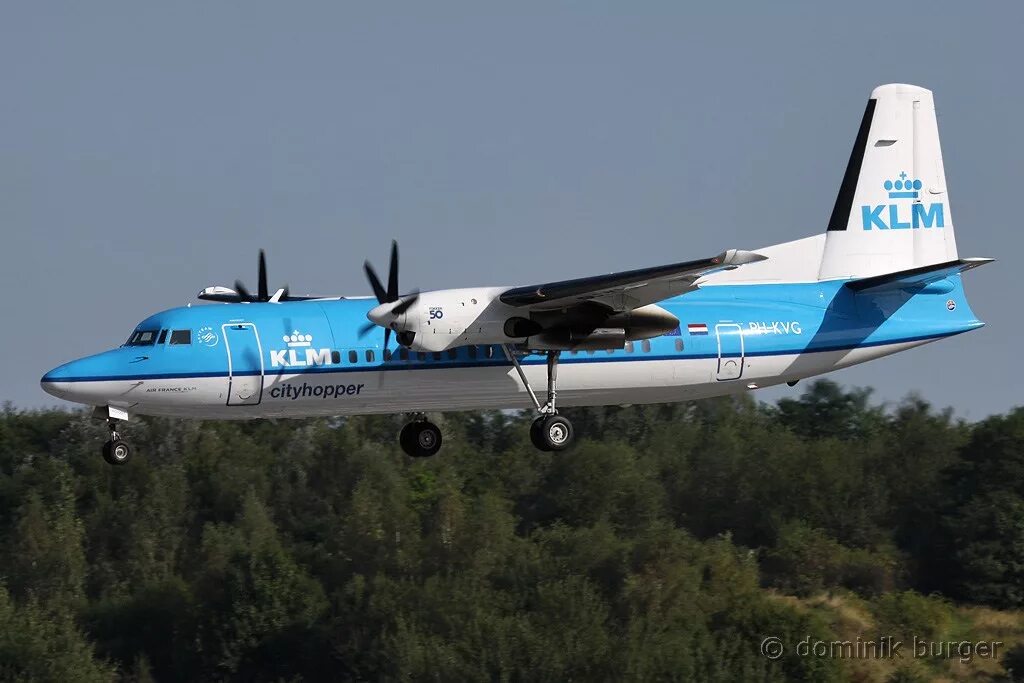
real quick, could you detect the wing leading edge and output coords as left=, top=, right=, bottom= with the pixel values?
left=499, top=249, right=767, bottom=312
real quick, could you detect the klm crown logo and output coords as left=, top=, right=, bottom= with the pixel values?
left=284, top=331, right=313, bottom=348
left=884, top=171, right=923, bottom=199
left=861, top=170, right=944, bottom=231
left=271, top=329, right=333, bottom=368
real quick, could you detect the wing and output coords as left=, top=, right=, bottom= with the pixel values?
left=196, top=286, right=325, bottom=303
left=499, top=249, right=767, bottom=312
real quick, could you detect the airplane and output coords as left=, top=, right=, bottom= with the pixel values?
left=41, top=83, right=992, bottom=465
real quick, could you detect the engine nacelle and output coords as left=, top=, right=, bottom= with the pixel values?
left=602, top=305, right=680, bottom=341
left=525, top=327, right=627, bottom=351
left=395, top=287, right=521, bottom=352
left=380, top=288, right=680, bottom=353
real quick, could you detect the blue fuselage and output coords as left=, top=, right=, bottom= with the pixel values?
left=40, top=276, right=983, bottom=418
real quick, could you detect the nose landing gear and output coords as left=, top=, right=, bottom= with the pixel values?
left=505, top=347, right=576, bottom=452
left=102, top=418, right=132, bottom=466
left=399, top=417, right=442, bottom=458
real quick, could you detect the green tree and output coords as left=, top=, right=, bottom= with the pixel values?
left=0, top=583, right=114, bottom=682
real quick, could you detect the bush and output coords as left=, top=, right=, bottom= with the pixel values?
left=872, top=591, right=951, bottom=641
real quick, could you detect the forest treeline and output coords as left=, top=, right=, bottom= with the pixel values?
left=1, top=381, right=1023, bottom=682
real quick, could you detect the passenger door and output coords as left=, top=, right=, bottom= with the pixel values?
left=223, top=323, right=264, bottom=405
left=715, top=323, right=745, bottom=381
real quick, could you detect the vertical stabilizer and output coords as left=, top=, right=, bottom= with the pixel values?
left=818, top=84, right=958, bottom=281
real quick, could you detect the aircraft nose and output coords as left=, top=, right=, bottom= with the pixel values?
left=40, top=362, right=75, bottom=398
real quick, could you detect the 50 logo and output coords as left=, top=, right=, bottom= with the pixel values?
left=429, top=308, right=444, bottom=320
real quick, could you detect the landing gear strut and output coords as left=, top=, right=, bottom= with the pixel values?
left=102, top=418, right=132, bottom=466
left=399, top=416, right=442, bottom=458
left=504, top=347, right=575, bottom=452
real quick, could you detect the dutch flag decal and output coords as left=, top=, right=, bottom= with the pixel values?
left=687, top=323, right=708, bottom=335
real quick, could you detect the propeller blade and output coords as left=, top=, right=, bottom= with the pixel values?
left=357, top=321, right=377, bottom=338
left=234, top=280, right=253, bottom=301
left=391, top=290, right=420, bottom=315
left=258, top=249, right=268, bottom=301
left=387, top=240, right=399, bottom=302
left=361, top=240, right=414, bottom=353
left=364, top=261, right=388, bottom=303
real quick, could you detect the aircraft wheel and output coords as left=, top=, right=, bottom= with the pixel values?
left=102, top=439, right=131, bottom=466
left=400, top=421, right=442, bottom=458
left=530, top=417, right=552, bottom=451
left=532, top=415, right=574, bottom=452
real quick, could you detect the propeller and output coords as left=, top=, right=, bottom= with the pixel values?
left=358, top=240, right=419, bottom=349
left=232, top=250, right=290, bottom=303
left=197, top=249, right=326, bottom=304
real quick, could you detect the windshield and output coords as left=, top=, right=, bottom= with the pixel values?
left=125, top=329, right=158, bottom=347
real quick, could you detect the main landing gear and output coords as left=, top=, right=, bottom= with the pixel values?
left=397, top=348, right=575, bottom=457
left=504, top=347, right=575, bottom=452
left=102, top=418, right=132, bottom=466
left=399, top=417, right=443, bottom=458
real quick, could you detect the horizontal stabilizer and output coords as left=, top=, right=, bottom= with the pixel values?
left=845, top=257, right=993, bottom=293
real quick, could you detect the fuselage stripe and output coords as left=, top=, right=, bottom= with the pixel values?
left=41, top=328, right=964, bottom=384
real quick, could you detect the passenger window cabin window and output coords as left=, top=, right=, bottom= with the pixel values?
left=126, top=330, right=158, bottom=346
left=675, top=339, right=684, bottom=352
left=468, top=346, right=478, bottom=360
left=366, top=350, right=375, bottom=362
left=169, top=329, right=192, bottom=345
left=418, top=352, right=427, bottom=361
left=348, top=350, right=358, bottom=364
left=383, top=349, right=392, bottom=361
left=642, top=340, right=651, bottom=353
left=447, top=349, right=458, bottom=360
left=332, top=351, right=341, bottom=364
left=485, top=345, right=494, bottom=359
left=157, top=330, right=168, bottom=344
left=432, top=352, right=442, bottom=361
left=625, top=341, right=634, bottom=353
left=399, top=348, right=409, bottom=361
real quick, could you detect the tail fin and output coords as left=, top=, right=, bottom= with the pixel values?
left=818, top=84, right=958, bottom=281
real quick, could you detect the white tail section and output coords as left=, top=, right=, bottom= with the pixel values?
left=817, top=84, right=958, bottom=281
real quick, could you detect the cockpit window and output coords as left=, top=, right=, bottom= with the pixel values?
left=169, top=330, right=192, bottom=345
left=126, top=330, right=158, bottom=346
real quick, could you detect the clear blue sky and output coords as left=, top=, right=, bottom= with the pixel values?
left=1, top=2, right=1017, bottom=418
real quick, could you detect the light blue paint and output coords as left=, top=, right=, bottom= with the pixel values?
left=912, top=203, right=945, bottom=228
left=861, top=203, right=945, bottom=230
left=41, top=276, right=984, bottom=386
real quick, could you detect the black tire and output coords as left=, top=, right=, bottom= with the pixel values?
left=539, top=415, right=574, bottom=451
left=399, top=422, right=417, bottom=455
left=400, top=421, right=442, bottom=458
left=102, top=439, right=131, bottom=466
left=530, top=417, right=552, bottom=451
